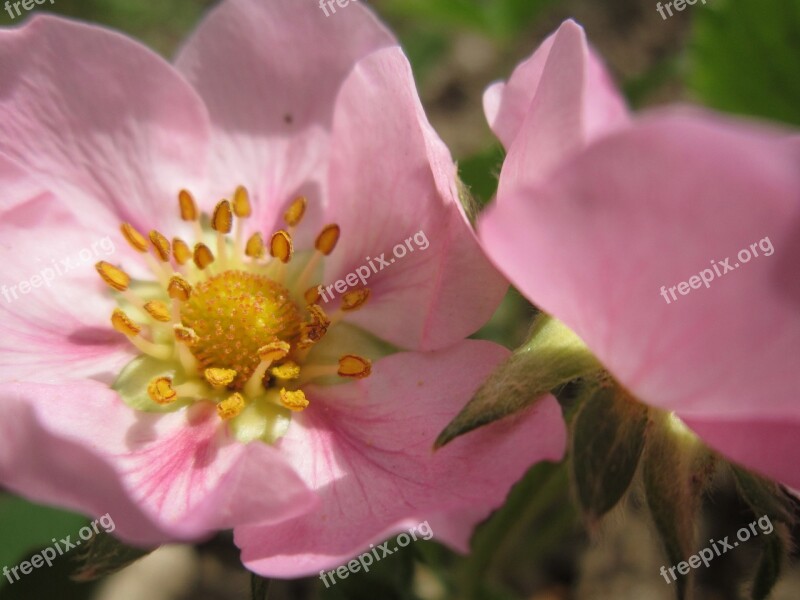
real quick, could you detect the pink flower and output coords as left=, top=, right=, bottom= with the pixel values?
left=0, top=0, right=566, bottom=577
left=479, top=22, right=800, bottom=488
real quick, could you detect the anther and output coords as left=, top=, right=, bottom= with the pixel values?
left=111, top=309, right=141, bottom=337
left=233, top=186, right=252, bottom=218
left=193, top=243, right=215, bottom=270
left=245, top=233, right=265, bottom=258
left=212, top=200, right=233, bottom=234
left=270, top=230, right=293, bottom=263
left=173, top=238, right=192, bottom=266
left=143, top=300, right=171, bottom=322
left=315, top=224, right=340, bottom=256
left=178, top=189, right=198, bottom=221
left=147, top=377, right=177, bottom=404
left=96, top=262, right=130, bottom=292
left=284, top=196, right=307, bottom=227
left=270, top=361, right=300, bottom=380
left=149, top=230, right=171, bottom=262
left=217, top=393, right=245, bottom=420
left=279, top=388, right=309, bottom=412
left=167, top=275, right=193, bottom=301
left=341, top=288, right=370, bottom=311
left=338, top=355, right=372, bottom=379
left=205, top=368, right=237, bottom=387
left=120, top=223, right=149, bottom=253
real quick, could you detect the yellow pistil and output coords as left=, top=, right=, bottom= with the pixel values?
left=342, top=288, right=370, bottom=311
left=270, top=230, right=293, bottom=263
left=96, top=262, right=130, bottom=292
left=193, top=243, right=215, bottom=270
left=217, top=393, right=245, bottom=420
left=143, top=300, right=172, bottom=323
left=204, top=368, right=237, bottom=388
left=270, top=361, right=301, bottom=381
left=279, top=388, right=308, bottom=412
left=245, top=232, right=265, bottom=259
left=147, top=377, right=178, bottom=405
left=120, top=223, right=149, bottom=253
left=338, top=355, right=372, bottom=379
left=173, top=238, right=192, bottom=266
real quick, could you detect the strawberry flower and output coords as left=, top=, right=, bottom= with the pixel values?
left=478, top=21, right=800, bottom=489
left=0, top=0, right=566, bottom=577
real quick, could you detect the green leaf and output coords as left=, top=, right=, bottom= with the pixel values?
left=689, top=0, right=800, bottom=126
left=436, top=314, right=601, bottom=448
left=72, top=531, right=155, bottom=582
left=457, top=145, right=505, bottom=209
left=642, top=412, right=717, bottom=600
left=732, top=466, right=795, bottom=526
left=0, top=495, right=88, bottom=588
left=251, top=573, right=271, bottom=600
left=571, top=384, right=649, bottom=523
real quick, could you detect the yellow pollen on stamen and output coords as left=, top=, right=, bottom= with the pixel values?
left=217, top=393, right=245, bottom=420
left=338, top=355, right=372, bottom=379
left=167, top=275, right=193, bottom=301
left=270, top=361, right=300, bottom=380
left=173, top=238, right=192, bottom=266
left=193, top=243, right=215, bottom=270
left=212, top=200, right=233, bottom=234
left=96, top=261, right=130, bottom=292
left=270, top=230, right=293, bottom=263
left=147, top=377, right=178, bottom=404
left=111, top=309, right=141, bottom=337
left=279, top=388, right=309, bottom=412
left=143, top=300, right=172, bottom=322
left=245, top=233, right=265, bottom=258
left=174, top=324, right=200, bottom=346
left=204, top=368, right=237, bottom=387
left=304, top=286, right=321, bottom=305
left=284, top=196, right=307, bottom=227
left=120, top=223, right=149, bottom=253
left=178, top=189, right=198, bottom=221
left=233, top=186, right=252, bottom=218
left=341, top=288, right=370, bottom=311
left=149, top=231, right=171, bottom=262
left=258, top=340, right=291, bottom=362
left=315, top=224, right=340, bottom=256
left=297, top=303, right=330, bottom=349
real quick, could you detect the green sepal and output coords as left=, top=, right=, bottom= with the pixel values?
left=72, top=531, right=155, bottom=582
left=571, top=383, right=649, bottom=524
left=112, top=355, right=192, bottom=413
left=436, top=314, right=601, bottom=448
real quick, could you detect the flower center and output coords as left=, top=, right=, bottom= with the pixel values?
left=181, top=271, right=302, bottom=388
left=96, top=187, right=374, bottom=444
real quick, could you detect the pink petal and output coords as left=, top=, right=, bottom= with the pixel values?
left=0, top=381, right=317, bottom=545
left=323, top=47, right=507, bottom=351
left=0, top=15, right=211, bottom=233
left=235, top=340, right=566, bottom=577
left=174, top=0, right=395, bottom=233
left=480, top=110, right=800, bottom=486
left=487, top=20, right=628, bottom=193
left=0, top=158, right=133, bottom=383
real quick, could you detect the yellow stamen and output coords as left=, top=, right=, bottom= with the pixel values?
left=270, top=230, right=293, bottom=263
left=193, top=243, right=215, bottom=270
left=120, top=223, right=149, bottom=253
left=338, top=355, right=372, bottom=379
left=174, top=325, right=199, bottom=346
left=212, top=200, right=233, bottom=234
left=96, top=261, right=130, bottom=292
left=297, top=303, right=330, bottom=349
left=245, top=232, right=265, bottom=258
left=167, top=275, right=193, bottom=301
left=149, top=230, right=171, bottom=263
left=284, top=196, right=307, bottom=227
left=315, top=224, right=340, bottom=256
left=143, top=300, right=171, bottom=323
left=111, top=308, right=141, bottom=337
left=178, top=189, right=198, bottom=221
left=243, top=341, right=291, bottom=398
left=279, top=388, right=309, bottom=412
left=341, top=288, right=370, bottom=311
left=233, top=186, right=252, bottom=218
left=147, top=377, right=177, bottom=405
left=173, top=238, right=192, bottom=266
left=205, top=368, right=237, bottom=387
left=217, top=393, right=245, bottom=420
left=270, top=361, right=300, bottom=380
left=304, top=286, right=321, bottom=305
left=258, top=340, right=291, bottom=362
left=173, top=325, right=200, bottom=373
